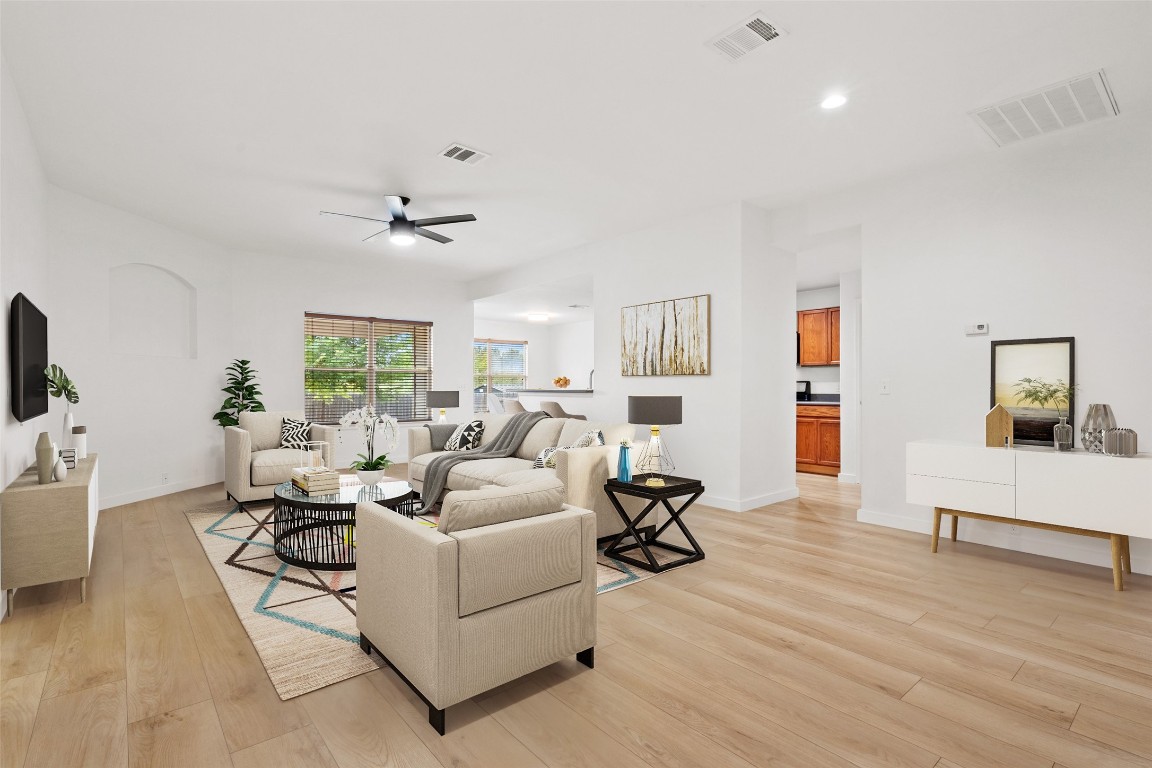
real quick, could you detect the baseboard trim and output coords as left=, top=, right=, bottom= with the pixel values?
left=700, top=486, right=799, bottom=512
left=100, top=473, right=221, bottom=510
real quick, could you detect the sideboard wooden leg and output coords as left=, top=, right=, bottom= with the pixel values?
left=931, top=508, right=942, bottom=553
left=1110, top=535, right=1125, bottom=591
left=1122, top=536, right=1132, bottom=574
left=950, top=514, right=959, bottom=542
left=80, top=577, right=87, bottom=604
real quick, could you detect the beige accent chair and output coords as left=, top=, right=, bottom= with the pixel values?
left=540, top=400, right=587, bottom=420
left=502, top=399, right=527, bottom=413
left=357, top=478, right=596, bottom=735
left=224, top=410, right=335, bottom=509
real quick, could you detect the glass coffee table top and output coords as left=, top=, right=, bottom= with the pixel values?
left=274, top=478, right=414, bottom=507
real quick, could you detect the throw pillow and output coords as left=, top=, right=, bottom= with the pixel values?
left=571, top=429, right=606, bottom=449
left=534, top=445, right=560, bottom=469
left=445, top=419, right=485, bottom=451
left=280, top=417, right=312, bottom=449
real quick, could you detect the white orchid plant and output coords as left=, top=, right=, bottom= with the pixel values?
left=340, top=405, right=399, bottom=472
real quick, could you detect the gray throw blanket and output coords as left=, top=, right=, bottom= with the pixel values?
left=416, top=410, right=549, bottom=513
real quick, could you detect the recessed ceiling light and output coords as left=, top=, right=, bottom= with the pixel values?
left=821, top=94, right=847, bottom=110
left=527, top=313, right=550, bottom=322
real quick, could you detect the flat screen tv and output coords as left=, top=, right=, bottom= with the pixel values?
left=10, top=293, right=48, bottom=422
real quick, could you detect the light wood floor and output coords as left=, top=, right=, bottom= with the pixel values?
left=3, top=473, right=1151, bottom=768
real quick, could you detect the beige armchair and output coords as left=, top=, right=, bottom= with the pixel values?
left=224, top=410, right=335, bottom=509
left=356, top=478, right=597, bottom=735
left=540, top=400, right=586, bottom=420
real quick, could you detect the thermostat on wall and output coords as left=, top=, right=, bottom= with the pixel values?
left=965, top=322, right=990, bottom=336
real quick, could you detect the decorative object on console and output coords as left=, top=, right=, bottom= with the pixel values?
left=553, top=376, right=570, bottom=388
left=621, top=294, right=710, bottom=376
left=427, top=390, right=460, bottom=424
left=445, top=419, right=485, bottom=451
left=985, top=404, right=1014, bottom=448
left=1103, top=428, right=1138, bottom=457
left=35, top=431, right=53, bottom=485
left=1082, top=404, right=1116, bottom=453
left=1012, top=376, right=1077, bottom=451
left=990, top=337, right=1075, bottom=446
left=617, top=440, right=632, bottom=482
left=60, top=448, right=77, bottom=469
left=45, top=363, right=79, bottom=449
left=72, top=426, right=87, bottom=459
left=52, top=457, right=67, bottom=482
left=213, top=359, right=266, bottom=427
left=628, top=395, right=682, bottom=487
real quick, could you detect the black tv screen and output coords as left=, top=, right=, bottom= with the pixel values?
left=10, top=293, right=48, bottom=422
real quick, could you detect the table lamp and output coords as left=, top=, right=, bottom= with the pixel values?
left=427, top=390, right=460, bottom=424
left=627, top=395, right=682, bottom=487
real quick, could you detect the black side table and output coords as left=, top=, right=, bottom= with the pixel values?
left=603, top=474, right=705, bottom=572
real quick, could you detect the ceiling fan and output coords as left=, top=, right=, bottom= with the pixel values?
left=320, top=195, right=476, bottom=246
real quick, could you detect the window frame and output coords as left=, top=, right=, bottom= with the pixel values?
left=473, top=337, right=528, bottom=413
left=305, top=312, right=434, bottom=423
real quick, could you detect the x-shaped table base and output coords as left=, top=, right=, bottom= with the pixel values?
left=604, top=477, right=706, bottom=573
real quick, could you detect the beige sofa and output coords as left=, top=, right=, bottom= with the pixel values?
left=356, top=478, right=596, bottom=735
left=407, top=413, right=636, bottom=537
left=225, top=410, right=337, bottom=508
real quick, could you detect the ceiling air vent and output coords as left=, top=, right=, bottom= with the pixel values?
left=439, top=143, right=490, bottom=166
left=970, top=70, right=1119, bottom=148
left=707, top=13, right=787, bottom=61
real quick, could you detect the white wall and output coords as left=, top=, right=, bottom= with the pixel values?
left=471, top=202, right=798, bottom=511
left=549, top=319, right=594, bottom=389
left=473, top=318, right=552, bottom=390
left=1, top=56, right=52, bottom=620
left=838, top=269, right=862, bottom=483
left=796, top=286, right=841, bottom=389
left=798, top=113, right=1152, bottom=573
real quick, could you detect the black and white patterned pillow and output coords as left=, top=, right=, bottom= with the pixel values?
left=445, top=419, right=485, bottom=451
left=534, top=446, right=561, bottom=469
left=571, top=429, right=605, bottom=449
left=280, top=418, right=312, bottom=449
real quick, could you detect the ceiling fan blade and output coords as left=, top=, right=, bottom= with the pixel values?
left=412, top=214, right=477, bottom=227
left=384, top=195, right=408, bottom=221
left=415, top=227, right=453, bottom=244
left=320, top=210, right=393, bottom=225
left=362, top=227, right=391, bottom=242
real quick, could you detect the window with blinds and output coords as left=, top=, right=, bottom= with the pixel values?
left=304, top=313, right=433, bottom=422
left=473, top=338, right=528, bottom=412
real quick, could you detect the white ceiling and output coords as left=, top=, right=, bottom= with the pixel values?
left=3, top=2, right=1150, bottom=281
left=473, top=276, right=594, bottom=326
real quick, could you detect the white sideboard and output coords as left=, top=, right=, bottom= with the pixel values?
left=906, top=440, right=1150, bottom=589
left=1, top=454, right=100, bottom=612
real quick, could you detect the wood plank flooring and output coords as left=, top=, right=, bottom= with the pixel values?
left=2, top=473, right=1150, bottom=767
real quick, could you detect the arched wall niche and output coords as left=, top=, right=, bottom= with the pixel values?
left=108, top=263, right=198, bottom=358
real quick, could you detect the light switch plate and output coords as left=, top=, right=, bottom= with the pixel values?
left=965, top=322, right=990, bottom=336
left=879, top=379, right=891, bottom=395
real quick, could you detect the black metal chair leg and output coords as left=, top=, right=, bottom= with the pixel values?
left=577, top=647, right=594, bottom=668
left=429, top=705, right=445, bottom=735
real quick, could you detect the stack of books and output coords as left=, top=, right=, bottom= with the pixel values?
left=291, top=466, right=339, bottom=495
left=60, top=448, right=78, bottom=469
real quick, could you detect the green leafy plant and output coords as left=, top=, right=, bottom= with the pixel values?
left=213, top=359, right=266, bottom=427
left=1013, top=377, right=1077, bottom=417
left=351, top=453, right=393, bottom=472
left=44, top=364, right=79, bottom=405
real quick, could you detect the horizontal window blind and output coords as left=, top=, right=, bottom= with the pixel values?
left=305, top=313, right=433, bottom=422
left=473, top=338, right=527, bottom=412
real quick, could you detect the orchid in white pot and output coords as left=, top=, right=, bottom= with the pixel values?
left=340, top=405, right=399, bottom=486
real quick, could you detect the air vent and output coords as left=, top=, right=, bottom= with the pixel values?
left=567, top=304, right=590, bottom=309
left=970, top=70, right=1119, bottom=148
left=439, top=143, right=490, bottom=166
left=707, top=13, right=787, bottom=61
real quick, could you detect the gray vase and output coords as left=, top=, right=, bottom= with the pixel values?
left=36, top=432, right=54, bottom=484
left=1081, top=404, right=1116, bottom=453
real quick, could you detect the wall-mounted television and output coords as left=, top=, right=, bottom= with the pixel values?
left=10, top=293, right=48, bottom=422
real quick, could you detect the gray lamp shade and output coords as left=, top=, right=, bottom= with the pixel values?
left=427, top=390, right=460, bottom=408
left=627, top=395, right=682, bottom=426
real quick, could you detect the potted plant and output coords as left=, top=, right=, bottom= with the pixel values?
left=213, top=359, right=266, bottom=427
left=341, top=405, right=399, bottom=486
left=45, top=363, right=79, bottom=448
left=1013, top=377, right=1077, bottom=451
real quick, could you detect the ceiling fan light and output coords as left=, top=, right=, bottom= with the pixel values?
left=389, top=219, right=416, bottom=246
left=821, top=94, right=847, bottom=109
left=390, top=233, right=415, bottom=246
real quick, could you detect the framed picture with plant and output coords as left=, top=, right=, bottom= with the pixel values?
left=990, top=337, right=1075, bottom=446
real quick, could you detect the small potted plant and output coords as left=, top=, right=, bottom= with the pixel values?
left=341, top=405, right=399, bottom=485
left=1013, top=377, right=1077, bottom=451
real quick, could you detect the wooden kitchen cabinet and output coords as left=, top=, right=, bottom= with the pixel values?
left=797, top=307, right=840, bottom=366
left=797, top=405, right=840, bottom=476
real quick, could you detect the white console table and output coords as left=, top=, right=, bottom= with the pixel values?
left=906, top=441, right=1150, bottom=590
left=1, top=454, right=100, bottom=612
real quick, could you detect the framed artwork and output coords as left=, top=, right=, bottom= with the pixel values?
left=990, top=337, right=1075, bottom=446
left=621, top=294, right=710, bottom=376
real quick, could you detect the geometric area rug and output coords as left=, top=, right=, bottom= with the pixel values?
left=186, top=498, right=664, bottom=700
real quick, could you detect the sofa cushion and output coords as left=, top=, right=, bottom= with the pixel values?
left=250, top=448, right=303, bottom=486
left=447, top=458, right=534, bottom=490
left=240, top=410, right=303, bottom=451
left=439, top=477, right=565, bottom=534
left=452, top=512, right=582, bottom=617
left=478, top=413, right=515, bottom=446
left=514, top=418, right=565, bottom=460
left=493, top=467, right=559, bottom=487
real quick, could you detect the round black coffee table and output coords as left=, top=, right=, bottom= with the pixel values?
left=272, top=479, right=415, bottom=570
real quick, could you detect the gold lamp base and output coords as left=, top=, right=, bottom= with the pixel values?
left=644, top=476, right=666, bottom=488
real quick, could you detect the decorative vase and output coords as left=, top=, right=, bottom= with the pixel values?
left=53, top=458, right=68, bottom=482
left=36, top=432, right=54, bottom=484
left=73, top=426, right=88, bottom=460
left=617, top=444, right=632, bottom=483
left=356, top=469, right=385, bottom=487
left=62, top=409, right=74, bottom=451
left=1053, top=417, right=1073, bottom=452
left=1081, top=404, right=1116, bottom=453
